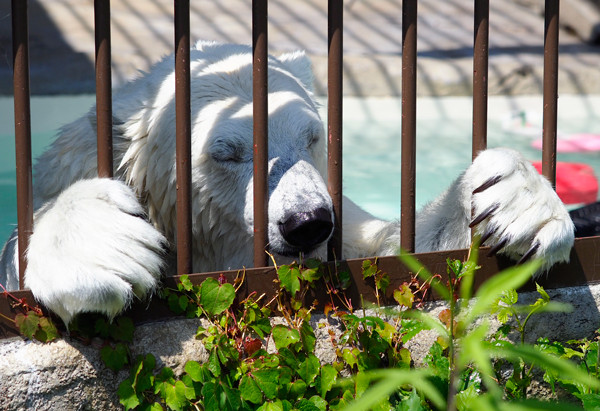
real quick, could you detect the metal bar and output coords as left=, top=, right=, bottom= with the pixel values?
left=472, top=0, right=489, bottom=159
left=174, top=0, right=193, bottom=275
left=94, top=0, right=113, bottom=178
left=542, top=0, right=559, bottom=188
left=252, top=0, right=269, bottom=267
left=327, top=0, right=343, bottom=262
left=401, top=0, right=418, bottom=253
left=12, top=0, right=33, bottom=290
left=2, top=235, right=600, bottom=338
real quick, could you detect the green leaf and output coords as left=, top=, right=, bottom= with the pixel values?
left=362, top=260, right=377, bottom=279
left=240, top=374, right=263, bottom=404
left=179, top=275, right=193, bottom=291
left=398, top=388, right=425, bottom=411
left=257, top=400, right=285, bottom=411
left=466, top=260, right=542, bottom=325
left=201, top=382, right=220, bottom=411
left=163, top=380, right=189, bottom=411
left=346, top=369, right=445, bottom=411
left=253, top=369, right=280, bottom=400
left=496, top=306, right=513, bottom=324
left=492, top=344, right=600, bottom=392
left=458, top=321, right=502, bottom=397
left=575, top=393, right=600, bottom=410
left=393, top=284, right=415, bottom=308
left=167, top=293, right=185, bottom=315
left=278, top=265, right=301, bottom=297
left=117, top=379, right=141, bottom=410
left=375, top=272, right=390, bottom=293
left=295, top=399, right=320, bottom=411
left=289, top=379, right=307, bottom=400
left=34, top=316, right=59, bottom=342
left=337, top=270, right=352, bottom=290
left=250, top=317, right=272, bottom=339
left=199, top=278, right=235, bottom=316
left=297, top=354, right=320, bottom=385
left=342, top=348, right=359, bottom=370
left=221, top=384, right=242, bottom=411
left=300, top=320, right=317, bottom=353
left=101, top=343, right=129, bottom=372
left=536, top=282, right=550, bottom=302
left=319, top=365, right=337, bottom=397
left=455, top=382, right=479, bottom=411
left=400, top=319, right=427, bottom=344
left=16, top=312, right=39, bottom=339
left=500, top=289, right=519, bottom=306
left=111, top=317, right=135, bottom=342
left=308, top=395, right=327, bottom=411
left=272, top=325, right=300, bottom=350
left=301, top=266, right=322, bottom=283
left=278, top=347, right=299, bottom=369
left=177, top=295, right=189, bottom=312
left=184, top=360, right=204, bottom=382
left=401, top=309, right=448, bottom=340
left=207, top=349, right=221, bottom=377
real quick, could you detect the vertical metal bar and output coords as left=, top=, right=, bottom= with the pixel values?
left=174, top=0, right=193, bottom=274
left=327, top=0, right=343, bottom=262
left=401, top=0, right=417, bottom=253
left=542, top=0, right=559, bottom=188
left=12, top=0, right=33, bottom=290
left=94, top=0, right=113, bottom=178
left=253, top=0, right=269, bottom=267
left=472, top=0, right=489, bottom=159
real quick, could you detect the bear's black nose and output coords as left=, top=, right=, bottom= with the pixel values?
left=279, top=207, right=333, bottom=251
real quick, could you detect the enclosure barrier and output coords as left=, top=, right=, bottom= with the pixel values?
left=2, top=0, right=600, bottom=338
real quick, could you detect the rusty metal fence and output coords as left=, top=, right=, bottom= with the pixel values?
left=3, top=0, right=600, bottom=337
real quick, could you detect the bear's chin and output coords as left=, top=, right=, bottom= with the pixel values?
left=269, top=244, right=325, bottom=260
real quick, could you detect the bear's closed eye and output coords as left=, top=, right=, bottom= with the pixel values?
left=209, top=137, right=250, bottom=163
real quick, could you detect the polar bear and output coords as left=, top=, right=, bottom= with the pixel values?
left=0, top=42, right=574, bottom=326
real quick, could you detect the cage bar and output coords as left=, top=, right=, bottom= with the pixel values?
left=252, top=0, right=269, bottom=267
left=174, top=0, right=193, bottom=275
left=327, top=0, right=343, bottom=261
left=472, top=0, right=489, bottom=159
left=401, top=0, right=418, bottom=253
left=542, top=0, right=559, bottom=188
left=94, top=0, right=113, bottom=178
left=12, top=0, right=33, bottom=290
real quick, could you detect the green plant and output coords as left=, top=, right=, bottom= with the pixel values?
left=1, top=282, right=59, bottom=342
left=67, top=245, right=600, bottom=410
left=350, top=246, right=600, bottom=411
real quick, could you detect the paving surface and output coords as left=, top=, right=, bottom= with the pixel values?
left=0, top=0, right=599, bottom=96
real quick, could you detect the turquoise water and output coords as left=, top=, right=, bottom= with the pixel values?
left=0, top=96, right=96, bottom=243
left=1, top=95, right=600, bottom=244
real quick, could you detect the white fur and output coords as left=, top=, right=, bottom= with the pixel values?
left=0, top=42, right=574, bottom=326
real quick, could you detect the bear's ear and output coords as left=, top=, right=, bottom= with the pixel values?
left=278, top=50, right=314, bottom=92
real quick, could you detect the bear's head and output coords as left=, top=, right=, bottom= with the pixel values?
left=121, top=42, right=334, bottom=272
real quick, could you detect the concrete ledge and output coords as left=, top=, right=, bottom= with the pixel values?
left=2, top=283, right=600, bottom=410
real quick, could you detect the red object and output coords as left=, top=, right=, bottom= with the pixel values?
left=532, top=161, right=598, bottom=205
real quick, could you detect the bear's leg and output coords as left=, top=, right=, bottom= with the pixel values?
left=24, top=178, right=167, bottom=326
left=342, top=148, right=574, bottom=271
left=416, top=147, right=574, bottom=269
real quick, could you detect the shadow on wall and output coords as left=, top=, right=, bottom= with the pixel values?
left=1, top=0, right=599, bottom=97
left=0, top=0, right=96, bottom=95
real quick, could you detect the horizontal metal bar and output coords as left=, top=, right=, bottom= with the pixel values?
left=3, top=236, right=598, bottom=338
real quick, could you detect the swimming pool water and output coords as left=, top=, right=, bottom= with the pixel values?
left=1, top=95, right=599, bottom=244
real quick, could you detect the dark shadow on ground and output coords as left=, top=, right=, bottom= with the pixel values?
left=0, top=0, right=95, bottom=95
